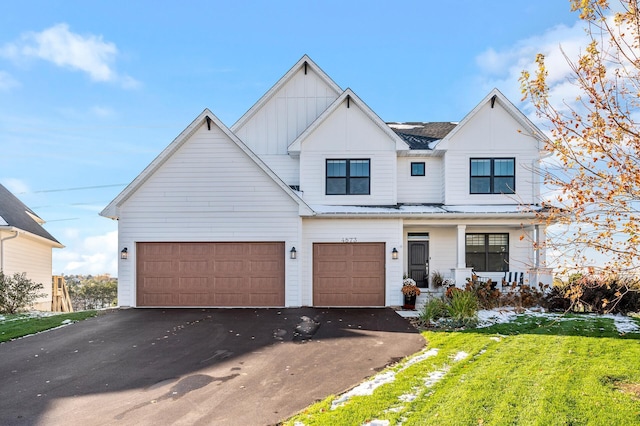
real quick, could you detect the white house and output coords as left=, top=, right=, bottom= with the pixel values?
left=101, top=55, right=552, bottom=308
left=0, top=184, right=63, bottom=311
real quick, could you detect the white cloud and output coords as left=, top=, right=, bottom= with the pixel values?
left=474, top=20, right=589, bottom=109
left=53, top=230, right=118, bottom=276
left=0, top=70, right=19, bottom=90
left=0, top=23, right=139, bottom=89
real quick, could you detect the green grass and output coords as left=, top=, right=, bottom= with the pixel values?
left=285, top=314, right=640, bottom=426
left=0, top=311, right=97, bottom=342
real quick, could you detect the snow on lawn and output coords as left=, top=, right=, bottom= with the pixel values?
left=477, top=308, right=640, bottom=334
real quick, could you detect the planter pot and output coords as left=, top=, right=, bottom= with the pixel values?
left=403, top=294, right=417, bottom=310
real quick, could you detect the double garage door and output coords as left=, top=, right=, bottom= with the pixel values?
left=137, top=242, right=285, bottom=307
left=136, top=241, right=385, bottom=307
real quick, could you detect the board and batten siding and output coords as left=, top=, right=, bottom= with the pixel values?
left=298, top=101, right=398, bottom=205
left=301, top=218, right=403, bottom=306
left=0, top=232, right=53, bottom=310
left=116, top=123, right=302, bottom=307
left=233, top=66, right=338, bottom=186
left=397, top=157, right=443, bottom=204
left=443, top=101, right=541, bottom=206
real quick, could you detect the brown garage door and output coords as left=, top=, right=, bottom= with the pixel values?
left=136, top=242, right=285, bottom=307
left=313, top=243, right=385, bottom=307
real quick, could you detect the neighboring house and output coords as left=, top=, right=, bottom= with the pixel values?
left=101, top=55, right=553, bottom=308
left=0, top=184, right=63, bottom=311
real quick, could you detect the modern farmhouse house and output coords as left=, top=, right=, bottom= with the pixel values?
left=101, top=55, right=552, bottom=308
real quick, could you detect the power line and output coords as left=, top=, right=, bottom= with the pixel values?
left=19, top=183, right=128, bottom=195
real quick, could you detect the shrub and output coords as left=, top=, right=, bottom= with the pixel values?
left=445, top=290, right=479, bottom=328
left=420, top=298, right=448, bottom=325
left=544, top=274, right=640, bottom=314
left=465, top=279, right=501, bottom=309
left=0, top=272, right=45, bottom=314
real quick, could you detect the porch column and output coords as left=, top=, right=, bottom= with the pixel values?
left=456, top=225, right=466, bottom=268
left=452, top=225, right=472, bottom=288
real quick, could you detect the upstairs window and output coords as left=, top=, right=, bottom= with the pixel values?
left=470, top=158, right=515, bottom=194
left=411, top=162, right=425, bottom=176
left=326, top=159, right=370, bottom=195
left=466, top=233, right=509, bottom=272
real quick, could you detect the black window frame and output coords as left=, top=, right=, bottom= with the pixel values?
left=411, top=162, right=425, bottom=176
left=470, top=158, right=515, bottom=194
left=465, top=233, right=509, bottom=272
left=325, top=159, right=370, bottom=195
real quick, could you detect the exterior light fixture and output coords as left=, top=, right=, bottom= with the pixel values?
left=392, top=247, right=398, bottom=260
left=121, top=247, right=128, bottom=260
left=290, top=247, right=297, bottom=259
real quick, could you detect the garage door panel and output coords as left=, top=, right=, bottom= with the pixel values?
left=214, top=260, right=245, bottom=274
left=313, top=243, right=385, bottom=307
left=178, top=277, right=209, bottom=290
left=142, top=260, right=175, bottom=274
left=140, top=277, right=174, bottom=291
left=137, top=242, right=284, bottom=307
left=180, top=260, right=209, bottom=273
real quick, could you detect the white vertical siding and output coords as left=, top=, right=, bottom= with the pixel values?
left=0, top=232, right=53, bottom=310
left=443, top=102, right=541, bottom=205
left=117, top=123, right=302, bottom=307
left=397, top=157, right=443, bottom=204
left=233, top=67, right=338, bottom=186
left=301, top=218, right=403, bottom=306
left=299, top=101, right=398, bottom=205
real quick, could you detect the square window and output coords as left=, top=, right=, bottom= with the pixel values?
left=470, top=158, right=515, bottom=194
left=411, top=162, right=425, bottom=176
left=465, top=233, right=509, bottom=272
left=325, top=159, right=370, bottom=195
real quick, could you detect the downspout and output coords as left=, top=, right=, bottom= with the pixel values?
left=0, top=230, right=19, bottom=272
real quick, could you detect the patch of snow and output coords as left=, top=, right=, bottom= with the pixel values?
left=477, top=309, right=518, bottom=328
left=424, top=368, right=449, bottom=388
left=451, top=351, right=468, bottom=362
left=603, top=314, right=640, bottom=334
left=364, top=420, right=390, bottom=426
left=61, top=319, right=73, bottom=325
left=387, top=123, right=423, bottom=130
left=400, top=348, right=438, bottom=371
left=331, top=371, right=396, bottom=410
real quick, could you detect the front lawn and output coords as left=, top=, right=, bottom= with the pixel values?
left=286, top=313, right=640, bottom=425
left=0, top=311, right=97, bottom=343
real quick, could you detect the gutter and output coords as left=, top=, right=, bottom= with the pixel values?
left=0, top=229, right=19, bottom=272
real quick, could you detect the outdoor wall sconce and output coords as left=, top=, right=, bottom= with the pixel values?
left=392, top=247, right=398, bottom=259
left=121, top=247, right=128, bottom=260
left=290, top=247, right=297, bottom=259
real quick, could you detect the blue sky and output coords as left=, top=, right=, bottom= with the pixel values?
left=0, top=1, right=586, bottom=276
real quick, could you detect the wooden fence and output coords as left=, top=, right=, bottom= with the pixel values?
left=51, top=275, right=73, bottom=312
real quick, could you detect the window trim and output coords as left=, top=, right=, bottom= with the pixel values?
left=469, top=157, right=515, bottom=194
left=465, top=233, right=509, bottom=272
left=411, top=162, right=425, bottom=176
left=325, top=159, right=371, bottom=195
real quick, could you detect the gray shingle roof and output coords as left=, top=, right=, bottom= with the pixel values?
left=0, top=184, right=61, bottom=245
left=387, top=122, right=457, bottom=149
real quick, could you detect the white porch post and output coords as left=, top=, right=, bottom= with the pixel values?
left=456, top=225, right=466, bottom=268
left=452, top=224, right=472, bottom=288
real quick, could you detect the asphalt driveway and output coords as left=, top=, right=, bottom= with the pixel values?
left=0, top=308, right=425, bottom=425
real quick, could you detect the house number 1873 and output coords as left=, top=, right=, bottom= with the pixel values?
left=341, top=238, right=358, bottom=243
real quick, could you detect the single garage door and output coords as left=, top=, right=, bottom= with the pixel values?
left=313, top=242, right=385, bottom=307
left=136, top=242, right=285, bottom=307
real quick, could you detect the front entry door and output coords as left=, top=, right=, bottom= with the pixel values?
left=408, top=241, right=429, bottom=288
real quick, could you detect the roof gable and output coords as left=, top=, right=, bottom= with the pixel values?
left=100, top=110, right=314, bottom=219
left=437, top=88, right=548, bottom=150
left=0, top=184, right=61, bottom=246
left=288, top=88, right=410, bottom=153
left=231, top=55, right=342, bottom=134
